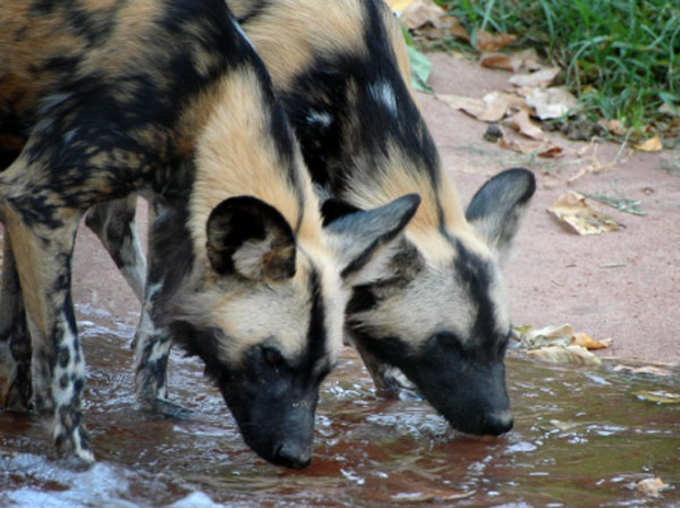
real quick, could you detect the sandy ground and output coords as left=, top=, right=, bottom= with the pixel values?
left=60, top=51, right=679, bottom=366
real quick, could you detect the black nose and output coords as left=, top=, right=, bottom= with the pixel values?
left=274, top=442, right=312, bottom=470
left=484, top=410, right=514, bottom=435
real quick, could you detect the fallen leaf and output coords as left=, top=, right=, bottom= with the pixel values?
left=401, top=0, right=448, bottom=30
left=509, top=67, right=561, bottom=88
left=571, top=332, right=612, bottom=350
left=505, top=109, right=545, bottom=140
left=524, top=86, right=578, bottom=120
left=477, top=91, right=525, bottom=122
left=526, top=345, right=602, bottom=367
left=538, top=144, right=563, bottom=158
left=515, top=323, right=574, bottom=349
left=438, top=91, right=523, bottom=122
left=598, top=119, right=627, bottom=136
left=448, top=16, right=470, bottom=41
left=480, top=52, right=521, bottom=72
left=514, top=48, right=542, bottom=72
left=498, top=137, right=562, bottom=158
left=634, top=135, right=663, bottom=152
left=547, top=191, right=620, bottom=235
left=634, top=390, right=680, bottom=404
left=635, top=478, right=669, bottom=498
left=475, top=29, right=516, bottom=52
left=437, top=93, right=484, bottom=115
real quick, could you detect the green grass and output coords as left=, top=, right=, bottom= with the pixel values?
left=434, top=0, right=680, bottom=135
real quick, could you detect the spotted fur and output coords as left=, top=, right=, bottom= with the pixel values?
left=228, top=0, right=536, bottom=435
left=0, top=0, right=417, bottom=467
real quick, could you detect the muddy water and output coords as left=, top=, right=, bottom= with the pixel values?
left=1, top=306, right=679, bottom=507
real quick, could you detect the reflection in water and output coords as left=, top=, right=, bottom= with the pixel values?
left=1, top=307, right=679, bottom=507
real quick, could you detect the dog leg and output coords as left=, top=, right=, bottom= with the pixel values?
left=132, top=202, right=189, bottom=418
left=85, top=197, right=146, bottom=302
left=352, top=341, right=420, bottom=401
left=0, top=236, right=33, bottom=411
left=2, top=200, right=93, bottom=463
left=84, top=198, right=186, bottom=417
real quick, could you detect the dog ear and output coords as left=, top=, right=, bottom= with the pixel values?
left=206, top=196, right=296, bottom=280
left=324, top=193, right=420, bottom=280
left=466, top=168, right=535, bottom=265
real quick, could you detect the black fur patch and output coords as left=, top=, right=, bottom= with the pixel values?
left=321, top=199, right=363, bottom=226
left=301, top=268, right=329, bottom=380
left=453, top=240, right=505, bottom=357
left=271, top=0, right=444, bottom=228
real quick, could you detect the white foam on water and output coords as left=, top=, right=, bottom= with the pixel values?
left=165, top=491, right=224, bottom=508
left=2, top=452, right=134, bottom=508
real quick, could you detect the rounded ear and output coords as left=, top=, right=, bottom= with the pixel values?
left=465, top=168, right=535, bottom=264
left=206, top=196, right=296, bottom=280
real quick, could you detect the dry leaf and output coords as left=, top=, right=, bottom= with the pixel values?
left=526, top=345, right=602, bottom=367
left=635, top=478, right=669, bottom=498
left=480, top=48, right=543, bottom=73
left=505, top=110, right=545, bottom=140
left=538, top=144, right=563, bottom=158
left=524, top=86, right=578, bottom=120
left=476, top=91, right=524, bottom=122
left=634, top=135, right=663, bottom=152
left=437, top=93, right=485, bottom=116
left=475, top=29, right=516, bottom=52
left=547, top=191, right=620, bottom=235
left=448, top=16, right=470, bottom=41
left=480, top=52, right=521, bottom=72
left=515, top=324, right=574, bottom=349
left=401, top=0, right=448, bottom=29
left=598, top=119, right=627, bottom=136
left=498, top=137, right=562, bottom=158
left=509, top=67, right=561, bottom=88
left=571, top=332, right=612, bottom=350
left=514, top=48, right=542, bottom=72
left=438, top=91, right=523, bottom=122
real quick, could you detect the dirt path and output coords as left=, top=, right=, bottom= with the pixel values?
left=66, top=51, right=680, bottom=366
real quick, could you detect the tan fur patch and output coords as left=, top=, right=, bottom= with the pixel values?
left=1, top=188, right=79, bottom=340
left=180, top=69, right=345, bottom=361
left=230, top=0, right=367, bottom=88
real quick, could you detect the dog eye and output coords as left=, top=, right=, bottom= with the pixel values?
left=261, top=346, right=284, bottom=367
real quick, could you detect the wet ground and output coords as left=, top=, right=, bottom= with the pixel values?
left=1, top=304, right=678, bottom=507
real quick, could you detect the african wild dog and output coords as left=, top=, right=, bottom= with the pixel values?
left=31, top=0, right=535, bottom=438
left=0, top=0, right=418, bottom=468
left=225, top=0, right=537, bottom=436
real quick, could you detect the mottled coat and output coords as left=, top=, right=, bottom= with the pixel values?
left=228, top=0, right=536, bottom=435
left=0, top=0, right=416, bottom=467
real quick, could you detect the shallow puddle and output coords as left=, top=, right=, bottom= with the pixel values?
left=1, top=306, right=679, bottom=507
